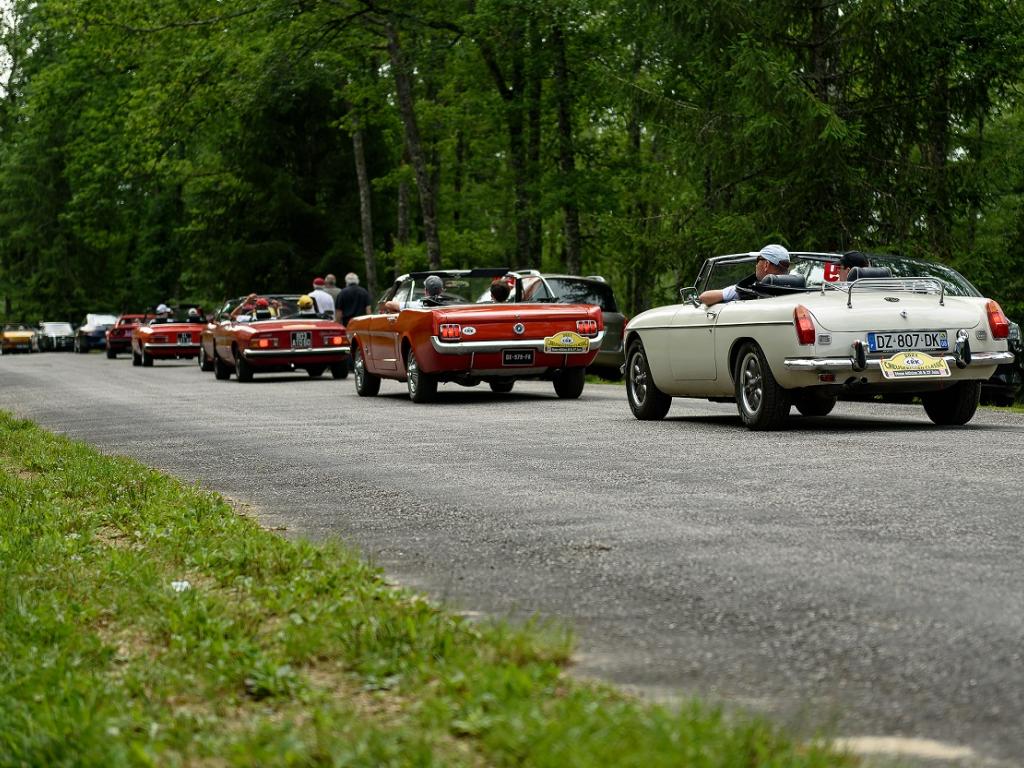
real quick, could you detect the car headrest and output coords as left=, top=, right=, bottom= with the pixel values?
left=847, top=266, right=892, bottom=280
left=254, top=309, right=273, bottom=320
left=759, top=273, right=806, bottom=288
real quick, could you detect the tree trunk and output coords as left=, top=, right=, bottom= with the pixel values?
left=552, top=25, right=581, bottom=275
left=351, top=120, right=378, bottom=298
left=386, top=23, right=441, bottom=269
left=453, top=129, right=465, bottom=227
left=526, top=20, right=543, bottom=268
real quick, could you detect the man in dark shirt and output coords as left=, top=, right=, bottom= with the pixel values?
left=335, top=272, right=372, bottom=325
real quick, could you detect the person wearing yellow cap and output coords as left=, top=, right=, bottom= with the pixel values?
left=296, top=294, right=319, bottom=317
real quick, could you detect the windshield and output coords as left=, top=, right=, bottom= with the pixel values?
left=533, top=278, right=618, bottom=311
left=41, top=323, right=73, bottom=334
left=85, top=314, right=118, bottom=327
left=4, top=324, right=31, bottom=331
left=410, top=275, right=510, bottom=306
left=858, top=256, right=980, bottom=297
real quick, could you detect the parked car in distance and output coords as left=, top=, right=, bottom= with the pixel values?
left=625, top=252, right=1014, bottom=430
left=814, top=254, right=1023, bottom=406
left=513, top=271, right=626, bottom=380
left=352, top=268, right=604, bottom=402
left=37, top=321, right=75, bottom=351
left=74, top=313, right=119, bottom=353
left=105, top=314, right=149, bottom=358
left=1, top=323, right=39, bottom=354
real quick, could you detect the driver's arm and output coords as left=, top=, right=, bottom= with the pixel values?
left=698, top=284, right=737, bottom=306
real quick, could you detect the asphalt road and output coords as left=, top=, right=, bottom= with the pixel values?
left=2, top=352, right=1022, bottom=766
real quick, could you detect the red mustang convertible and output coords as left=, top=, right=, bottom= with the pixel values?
left=105, top=313, right=148, bottom=359
left=131, top=311, right=205, bottom=366
left=346, top=269, right=605, bottom=402
left=209, top=298, right=349, bottom=382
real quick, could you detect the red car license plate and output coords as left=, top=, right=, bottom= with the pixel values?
left=503, top=349, right=534, bottom=366
left=291, top=331, right=312, bottom=349
left=177, top=333, right=192, bottom=344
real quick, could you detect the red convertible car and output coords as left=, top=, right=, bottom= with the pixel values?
left=347, top=269, right=605, bottom=402
left=106, top=313, right=148, bottom=358
left=208, top=296, right=349, bottom=382
left=131, top=311, right=205, bottom=367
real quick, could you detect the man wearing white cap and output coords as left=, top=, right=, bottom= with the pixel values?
left=699, top=244, right=791, bottom=306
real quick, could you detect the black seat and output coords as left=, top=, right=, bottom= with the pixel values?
left=846, top=266, right=892, bottom=280
left=759, top=273, right=806, bottom=288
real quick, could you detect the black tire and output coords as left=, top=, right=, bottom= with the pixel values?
left=235, top=350, right=254, bottom=382
left=489, top=380, right=515, bottom=393
left=106, top=348, right=116, bottom=360
left=553, top=366, right=586, bottom=399
left=198, top=345, right=215, bottom=372
left=306, top=365, right=326, bottom=379
left=734, top=342, right=790, bottom=430
left=794, top=391, right=837, bottom=417
left=353, top=344, right=380, bottom=397
left=330, top=363, right=349, bottom=380
left=922, top=380, right=981, bottom=425
left=132, top=349, right=142, bottom=367
left=406, top=348, right=437, bottom=403
left=626, top=341, right=671, bottom=420
left=142, top=349, right=154, bottom=367
left=214, top=351, right=232, bottom=380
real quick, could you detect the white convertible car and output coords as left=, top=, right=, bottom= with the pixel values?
left=624, top=252, right=1015, bottom=429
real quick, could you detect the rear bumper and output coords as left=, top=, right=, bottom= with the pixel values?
left=783, top=351, right=1014, bottom=371
left=243, top=347, right=349, bottom=360
left=430, top=331, right=605, bottom=355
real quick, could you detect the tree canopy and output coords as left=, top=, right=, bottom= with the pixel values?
left=1, top=0, right=1023, bottom=321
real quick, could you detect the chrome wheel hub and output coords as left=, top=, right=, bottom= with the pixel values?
left=740, top=353, right=763, bottom=413
left=630, top=352, right=648, bottom=403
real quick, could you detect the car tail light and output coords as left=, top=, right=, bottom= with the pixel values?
left=576, top=319, right=599, bottom=337
left=150, top=335, right=168, bottom=343
left=439, top=323, right=461, bottom=340
left=794, top=305, right=815, bottom=345
left=322, top=334, right=346, bottom=346
left=249, top=337, right=279, bottom=349
left=987, top=300, right=1010, bottom=339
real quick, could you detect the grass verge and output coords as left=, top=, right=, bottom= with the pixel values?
left=0, top=411, right=851, bottom=766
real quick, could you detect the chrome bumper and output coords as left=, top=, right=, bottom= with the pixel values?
left=243, top=346, right=349, bottom=358
left=784, top=351, right=1014, bottom=371
left=430, top=330, right=605, bottom=355
left=144, top=343, right=200, bottom=350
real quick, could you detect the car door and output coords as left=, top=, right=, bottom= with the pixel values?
left=668, top=302, right=719, bottom=380
left=365, top=281, right=410, bottom=372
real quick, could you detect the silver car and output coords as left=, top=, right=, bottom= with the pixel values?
left=514, top=271, right=626, bottom=379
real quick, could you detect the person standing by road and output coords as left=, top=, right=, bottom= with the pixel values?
left=335, top=272, right=372, bottom=325
left=322, top=274, right=342, bottom=303
left=309, top=278, right=335, bottom=317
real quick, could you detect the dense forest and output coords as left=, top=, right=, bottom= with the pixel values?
left=1, top=0, right=1023, bottom=322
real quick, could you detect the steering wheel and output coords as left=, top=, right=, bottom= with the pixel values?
left=734, top=284, right=759, bottom=299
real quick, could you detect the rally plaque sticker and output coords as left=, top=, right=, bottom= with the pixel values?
left=543, top=330, right=590, bottom=354
left=878, top=351, right=950, bottom=379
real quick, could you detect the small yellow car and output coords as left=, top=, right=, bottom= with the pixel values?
left=1, top=323, right=40, bottom=354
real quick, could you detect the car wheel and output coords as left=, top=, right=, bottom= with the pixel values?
left=106, top=348, right=116, bottom=360
left=214, top=351, right=232, bottom=380
left=734, top=342, right=790, bottom=430
left=330, top=363, right=349, bottom=380
left=306, top=365, right=326, bottom=379
left=793, top=390, right=837, bottom=417
left=922, top=380, right=981, bottom=425
left=132, top=349, right=142, bottom=367
left=553, top=366, right=586, bottom=399
left=406, top=348, right=437, bottom=403
left=198, top=345, right=215, bottom=372
left=142, top=349, right=154, bottom=367
left=235, top=350, right=254, bottom=382
left=489, top=380, right=514, bottom=393
left=626, top=341, right=671, bottom=420
left=353, top=345, right=380, bottom=397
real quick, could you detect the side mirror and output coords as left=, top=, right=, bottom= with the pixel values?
left=679, top=286, right=700, bottom=307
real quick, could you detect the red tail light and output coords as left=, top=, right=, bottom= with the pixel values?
left=987, top=300, right=1010, bottom=339
left=322, top=334, right=346, bottom=346
left=794, top=305, right=815, bottom=345
left=576, top=319, right=599, bottom=337
left=249, top=337, right=279, bottom=349
left=439, top=323, right=461, bottom=340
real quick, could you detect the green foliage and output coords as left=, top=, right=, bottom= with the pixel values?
left=0, top=0, right=1023, bottom=322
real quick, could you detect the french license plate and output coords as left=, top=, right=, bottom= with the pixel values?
left=867, top=330, right=948, bottom=353
left=291, top=331, right=312, bottom=350
left=177, top=332, right=192, bottom=345
left=503, top=349, right=535, bottom=366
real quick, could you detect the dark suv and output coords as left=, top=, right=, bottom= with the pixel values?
left=514, top=271, right=626, bottom=380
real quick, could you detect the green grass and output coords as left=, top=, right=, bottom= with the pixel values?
left=0, top=411, right=853, bottom=767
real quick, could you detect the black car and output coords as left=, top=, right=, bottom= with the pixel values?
left=37, top=321, right=76, bottom=351
left=851, top=255, right=1022, bottom=405
left=74, top=313, right=119, bottom=353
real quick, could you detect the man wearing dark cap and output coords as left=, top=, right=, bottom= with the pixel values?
left=838, top=251, right=870, bottom=281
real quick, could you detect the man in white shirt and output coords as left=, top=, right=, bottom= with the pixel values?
left=700, top=244, right=790, bottom=306
left=309, top=278, right=335, bottom=316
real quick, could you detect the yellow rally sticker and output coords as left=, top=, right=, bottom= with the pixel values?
left=878, top=351, right=951, bottom=379
left=543, top=330, right=590, bottom=354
